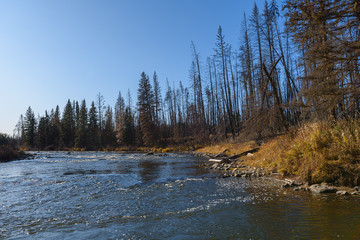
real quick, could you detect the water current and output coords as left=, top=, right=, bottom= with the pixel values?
left=1, top=152, right=360, bottom=239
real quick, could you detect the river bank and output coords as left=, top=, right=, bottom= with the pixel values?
left=0, top=146, right=33, bottom=163
left=195, top=119, right=360, bottom=195
left=195, top=150, right=360, bottom=196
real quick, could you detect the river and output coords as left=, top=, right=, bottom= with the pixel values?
left=0, top=152, right=359, bottom=239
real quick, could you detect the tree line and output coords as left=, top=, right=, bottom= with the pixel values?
left=14, top=0, right=360, bottom=150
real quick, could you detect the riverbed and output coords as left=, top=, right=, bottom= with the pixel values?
left=0, top=152, right=359, bottom=239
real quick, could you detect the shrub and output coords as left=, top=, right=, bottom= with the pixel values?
left=0, top=145, right=19, bottom=162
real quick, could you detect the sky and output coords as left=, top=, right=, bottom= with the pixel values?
left=0, top=0, right=271, bottom=135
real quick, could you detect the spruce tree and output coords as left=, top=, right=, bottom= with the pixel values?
left=103, top=106, right=116, bottom=147
left=96, top=93, right=106, bottom=147
left=153, top=71, right=162, bottom=126
left=38, top=111, right=50, bottom=149
left=88, top=101, right=99, bottom=150
left=24, top=106, right=36, bottom=148
left=61, top=100, right=75, bottom=147
left=137, top=72, right=157, bottom=146
left=48, top=105, right=61, bottom=149
left=75, top=99, right=88, bottom=149
left=115, top=91, right=125, bottom=144
left=122, top=106, right=136, bottom=145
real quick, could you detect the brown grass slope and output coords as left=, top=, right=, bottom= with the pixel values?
left=198, top=120, right=360, bottom=187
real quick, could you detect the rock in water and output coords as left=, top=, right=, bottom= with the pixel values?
left=309, top=183, right=337, bottom=194
left=336, top=190, right=350, bottom=196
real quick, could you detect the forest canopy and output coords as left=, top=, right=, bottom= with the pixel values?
left=13, top=0, right=360, bottom=150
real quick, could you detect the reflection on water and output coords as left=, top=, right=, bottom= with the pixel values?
left=138, top=160, right=164, bottom=182
left=0, top=152, right=360, bottom=239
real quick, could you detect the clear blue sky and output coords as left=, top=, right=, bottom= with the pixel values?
left=0, top=0, right=271, bottom=135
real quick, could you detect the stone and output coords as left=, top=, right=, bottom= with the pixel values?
left=336, top=190, right=350, bottom=196
left=211, top=163, right=219, bottom=169
left=220, top=158, right=231, bottom=164
left=309, top=183, right=338, bottom=194
left=281, top=179, right=299, bottom=188
left=282, top=182, right=293, bottom=188
left=294, top=186, right=309, bottom=191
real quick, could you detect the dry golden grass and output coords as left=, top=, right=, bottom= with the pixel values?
left=197, top=140, right=258, bottom=157
left=242, top=134, right=290, bottom=172
left=244, top=120, right=360, bottom=186
left=199, top=119, right=360, bottom=187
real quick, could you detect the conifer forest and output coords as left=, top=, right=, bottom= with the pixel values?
left=13, top=0, right=360, bottom=150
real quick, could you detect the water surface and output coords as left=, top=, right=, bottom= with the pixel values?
left=1, top=152, right=359, bottom=239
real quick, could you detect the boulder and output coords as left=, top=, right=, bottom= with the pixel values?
left=281, top=179, right=302, bottom=188
left=336, top=190, right=350, bottom=196
left=309, top=183, right=337, bottom=194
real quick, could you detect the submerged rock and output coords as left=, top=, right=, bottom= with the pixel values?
left=282, top=182, right=292, bottom=188
left=309, top=183, right=337, bottom=194
left=293, top=186, right=309, bottom=191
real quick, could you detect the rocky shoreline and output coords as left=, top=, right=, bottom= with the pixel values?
left=195, top=151, right=360, bottom=196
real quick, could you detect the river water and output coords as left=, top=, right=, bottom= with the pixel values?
left=0, top=152, right=360, bottom=239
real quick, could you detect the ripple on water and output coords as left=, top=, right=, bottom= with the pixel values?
left=1, top=153, right=360, bottom=240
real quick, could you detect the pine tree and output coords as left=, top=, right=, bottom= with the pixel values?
left=215, top=26, right=235, bottom=138
left=240, top=13, right=255, bottom=120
